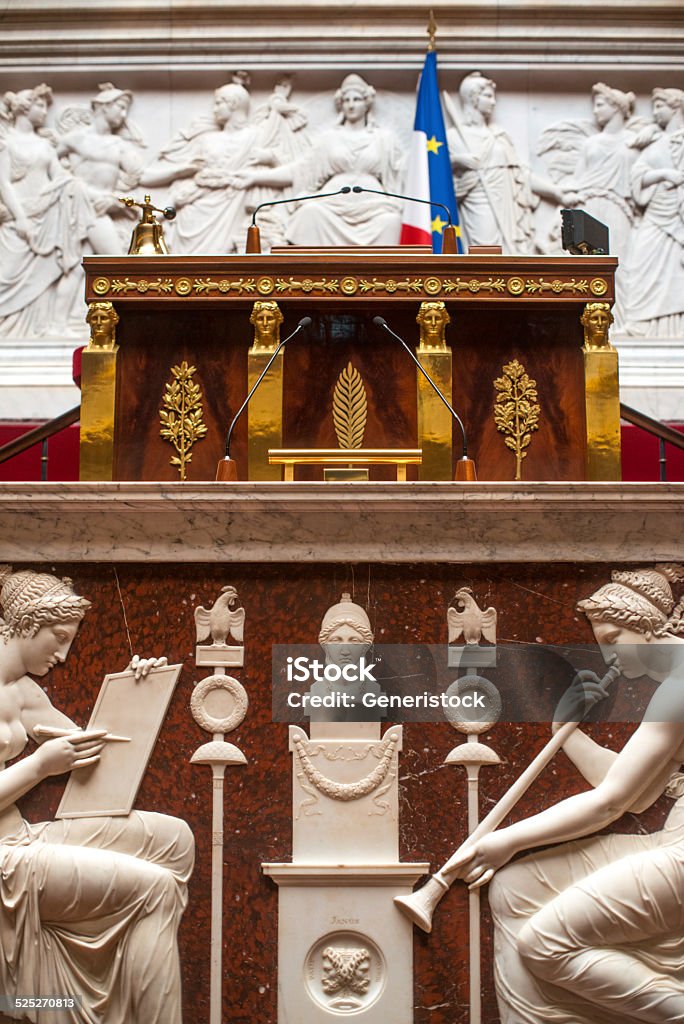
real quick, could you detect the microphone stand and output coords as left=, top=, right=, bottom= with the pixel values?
left=245, top=187, right=352, bottom=253
left=373, top=316, right=476, bottom=480
left=352, top=184, right=459, bottom=254
left=215, top=317, right=313, bottom=481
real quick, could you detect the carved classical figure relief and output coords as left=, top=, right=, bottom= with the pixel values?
left=307, top=592, right=382, bottom=722
left=445, top=73, right=563, bottom=254
left=537, top=82, right=651, bottom=322
left=0, top=564, right=194, bottom=1023
left=0, top=85, right=99, bottom=338
left=233, top=73, right=405, bottom=246
left=141, top=81, right=263, bottom=254
left=57, top=82, right=145, bottom=253
left=143, top=77, right=309, bottom=253
left=538, top=83, right=645, bottom=258
left=623, top=88, right=684, bottom=338
left=446, top=564, right=684, bottom=1024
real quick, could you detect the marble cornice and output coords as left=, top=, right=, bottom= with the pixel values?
left=1, top=2, right=682, bottom=71
left=1, top=482, right=682, bottom=564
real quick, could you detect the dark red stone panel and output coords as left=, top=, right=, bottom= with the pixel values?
left=14, top=562, right=665, bottom=1024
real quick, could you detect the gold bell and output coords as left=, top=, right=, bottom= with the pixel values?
left=120, top=194, right=176, bottom=255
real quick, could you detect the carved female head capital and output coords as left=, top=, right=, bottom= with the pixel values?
left=416, top=301, right=450, bottom=351
left=581, top=302, right=614, bottom=349
left=250, top=300, right=284, bottom=351
left=86, top=301, right=119, bottom=349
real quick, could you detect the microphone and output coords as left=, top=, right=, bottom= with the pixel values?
left=216, top=316, right=313, bottom=481
left=245, top=187, right=352, bottom=253
left=351, top=185, right=458, bottom=254
left=372, top=316, right=476, bottom=481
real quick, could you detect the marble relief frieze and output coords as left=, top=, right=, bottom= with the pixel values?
left=0, top=72, right=683, bottom=346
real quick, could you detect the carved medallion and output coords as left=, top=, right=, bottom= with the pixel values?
left=305, top=931, right=385, bottom=1013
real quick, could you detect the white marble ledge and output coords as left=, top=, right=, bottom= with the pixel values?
left=0, top=481, right=682, bottom=563
left=3, top=2, right=683, bottom=70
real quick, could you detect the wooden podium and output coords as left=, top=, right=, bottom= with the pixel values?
left=80, top=250, right=620, bottom=483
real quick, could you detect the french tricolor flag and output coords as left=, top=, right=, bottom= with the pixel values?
left=400, top=51, right=461, bottom=254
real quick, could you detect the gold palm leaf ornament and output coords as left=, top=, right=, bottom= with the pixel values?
left=493, top=358, right=541, bottom=481
left=333, top=362, right=367, bottom=450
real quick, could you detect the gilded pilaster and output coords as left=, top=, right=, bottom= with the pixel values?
left=79, top=302, right=119, bottom=481
left=581, top=302, right=621, bottom=481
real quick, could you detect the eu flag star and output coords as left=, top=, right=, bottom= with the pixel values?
left=426, top=135, right=444, bottom=155
left=431, top=214, right=447, bottom=235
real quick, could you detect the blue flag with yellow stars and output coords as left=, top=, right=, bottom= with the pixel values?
left=400, top=50, right=461, bottom=253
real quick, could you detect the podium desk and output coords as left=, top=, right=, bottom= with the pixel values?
left=82, top=251, right=618, bottom=483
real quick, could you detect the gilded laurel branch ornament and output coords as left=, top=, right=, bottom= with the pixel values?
left=159, top=361, right=208, bottom=480
left=333, top=363, right=367, bottom=449
left=493, top=359, right=541, bottom=481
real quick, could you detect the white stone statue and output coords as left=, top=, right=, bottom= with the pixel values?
left=57, top=82, right=146, bottom=253
left=447, top=564, right=684, bottom=1023
left=445, top=72, right=563, bottom=254
left=0, top=565, right=194, bottom=1023
left=142, top=78, right=307, bottom=253
left=0, top=85, right=97, bottom=338
left=623, top=88, right=684, bottom=338
left=309, top=592, right=381, bottom=723
left=537, top=84, right=649, bottom=290
left=233, top=73, right=405, bottom=246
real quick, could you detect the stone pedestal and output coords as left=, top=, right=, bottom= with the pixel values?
left=263, top=723, right=429, bottom=1023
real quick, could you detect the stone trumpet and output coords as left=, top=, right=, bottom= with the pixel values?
left=395, top=659, right=621, bottom=932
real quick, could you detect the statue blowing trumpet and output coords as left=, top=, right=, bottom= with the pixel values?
left=394, top=657, right=622, bottom=932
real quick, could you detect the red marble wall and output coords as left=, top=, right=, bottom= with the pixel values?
left=16, top=561, right=668, bottom=1024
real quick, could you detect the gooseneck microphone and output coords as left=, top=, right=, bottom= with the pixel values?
left=246, top=187, right=352, bottom=253
left=351, top=185, right=458, bottom=254
left=216, top=317, right=313, bottom=481
left=372, top=316, right=476, bottom=480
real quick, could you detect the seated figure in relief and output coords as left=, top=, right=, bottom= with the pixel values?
left=448, top=564, right=684, bottom=1024
left=232, top=73, right=405, bottom=247
left=445, top=72, right=564, bottom=255
left=623, top=88, right=684, bottom=338
left=0, top=85, right=102, bottom=338
left=0, top=565, right=194, bottom=1023
left=142, top=76, right=309, bottom=253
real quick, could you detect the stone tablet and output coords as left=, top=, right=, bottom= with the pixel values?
left=56, top=663, right=182, bottom=818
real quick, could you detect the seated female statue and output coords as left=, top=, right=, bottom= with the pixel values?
left=0, top=565, right=194, bottom=1023
left=449, top=564, right=684, bottom=1023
